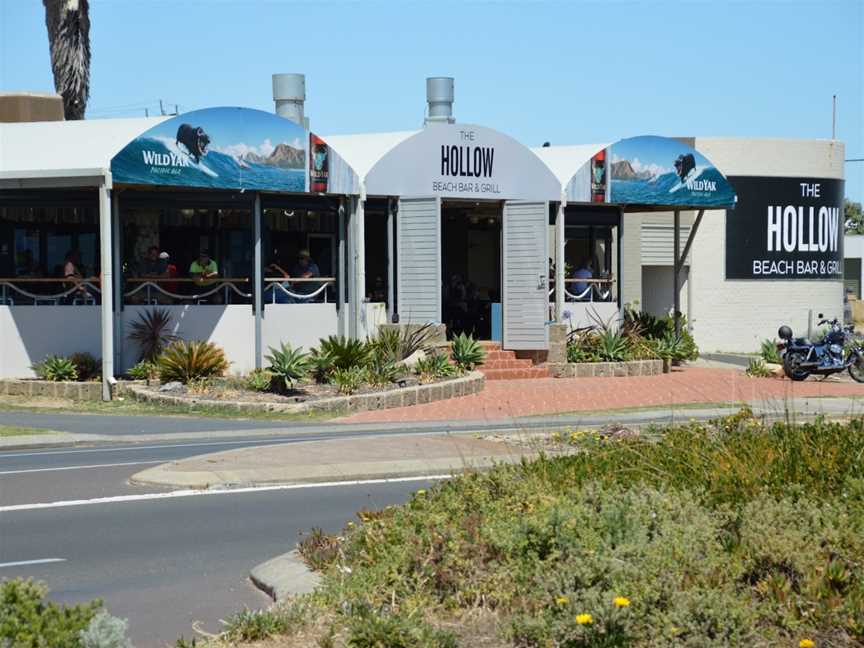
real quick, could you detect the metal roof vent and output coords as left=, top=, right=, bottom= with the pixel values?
left=272, top=73, right=307, bottom=127
left=424, top=77, right=454, bottom=125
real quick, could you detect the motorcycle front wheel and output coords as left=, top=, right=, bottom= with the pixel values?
left=783, top=351, right=810, bottom=381
left=848, top=352, right=864, bottom=383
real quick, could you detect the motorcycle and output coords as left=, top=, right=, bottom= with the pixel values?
left=777, top=314, right=864, bottom=382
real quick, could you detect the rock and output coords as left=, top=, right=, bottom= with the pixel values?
left=397, top=350, right=427, bottom=370
left=766, top=363, right=785, bottom=378
left=398, top=376, right=420, bottom=388
left=159, top=381, right=184, bottom=392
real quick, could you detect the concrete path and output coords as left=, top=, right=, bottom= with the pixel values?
left=132, top=434, right=535, bottom=489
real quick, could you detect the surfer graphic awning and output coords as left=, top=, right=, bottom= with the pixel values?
left=110, top=107, right=359, bottom=195
left=534, top=135, right=737, bottom=210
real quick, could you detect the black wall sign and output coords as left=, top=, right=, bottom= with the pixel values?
left=725, top=176, right=844, bottom=280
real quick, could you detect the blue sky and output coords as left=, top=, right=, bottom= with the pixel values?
left=1, top=0, right=862, bottom=201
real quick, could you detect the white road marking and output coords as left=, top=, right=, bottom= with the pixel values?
left=0, top=460, right=164, bottom=475
left=0, top=558, right=66, bottom=569
left=0, top=475, right=449, bottom=513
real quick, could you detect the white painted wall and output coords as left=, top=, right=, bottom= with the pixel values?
left=690, top=138, right=845, bottom=352
left=845, top=235, right=864, bottom=297
left=121, top=305, right=255, bottom=374
left=562, top=302, right=619, bottom=331
left=0, top=306, right=102, bottom=378
left=261, top=304, right=339, bottom=357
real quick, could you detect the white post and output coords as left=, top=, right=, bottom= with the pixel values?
left=555, top=198, right=566, bottom=322
left=673, top=209, right=681, bottom=337
left=98, top=181, right=114, bottom=401
left=353, top=191, right=366, bottom=339
left=253, top=193, right=263, bottom=369
left=387, top=198, right=395, bottom=323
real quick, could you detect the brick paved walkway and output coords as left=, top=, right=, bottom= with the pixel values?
left=338, top=367, right=864, bottom=423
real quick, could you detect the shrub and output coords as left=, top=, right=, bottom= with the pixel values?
left=760, top=338, right=782, bottom=364
left=79, top=610, right=133, bottom=648
left=126, top=360, right=158, bottom=381
left=331, top=365, right=368, bottom=395
left=265, top=343, right=311, bottom=392
left=0, top=578, right=101, bottom=647
left=746, top=357, right=773, bottom=377
left=244, top=368, right=273, bottom=392
left=157, top=340, right=229, bottom=384
left=347, top=610, right=457, bottom=648
left=222, top=601, right=310, bottom=642
left=69, top=352, right=100, bottom=381
left=298, top=527, right=341, bottom=571
left=370, top=323, right=437, bottom=365
left=316, top=336, right=371, bottom=371
left=450, top=333, right=485, bottom=371
left=415, top=353, right=455, bottom=382
left=32, top=355, right=78, bottom=382
left=366, top=356, right=402, bottom=387
left=310, top=348, right=336, bottom=383
left=596, top=329, right=630, bottom=361
left=127, top=307, right=178, bottom=361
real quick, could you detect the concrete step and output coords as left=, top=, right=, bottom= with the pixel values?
left=479, top=367, right=551, bottom=380
left=480, top=359, right=535, bottom=370
left=483, top=350, right=518, bottom=362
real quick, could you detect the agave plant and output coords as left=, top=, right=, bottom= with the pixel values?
left=32, top=355, right=78, bottom=382
left=128, top=308, right=178, bottom=362
left=596, top=329, right=630, bottom=362
left=370, top=323, right=437, bottom=365
left=330, top=365, right=368, bottom=395
left=157, top=340, right=229, bottom=384
left=265, top=343, right=311, bottom=392
left=315, top=336, right=371, bottom=371
left=415, top=353, right=455, bottom=382
left=450, top=333, right=486, bottom=371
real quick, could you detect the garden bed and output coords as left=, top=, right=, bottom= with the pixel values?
left=127, top=371, right=485, bottom=416
left=0, top=378, right=143, bottom=401
left=547, top=358, right=663, bottom=378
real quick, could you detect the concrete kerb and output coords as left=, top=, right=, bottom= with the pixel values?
left=546, top=359, right=664, bottom=378
left=250, top=550, right=321, bottom=602
left=126, top=371, right=485, bottom=417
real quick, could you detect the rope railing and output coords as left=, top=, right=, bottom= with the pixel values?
left=0, top=278, right=101, bottom=306
left=263, top=277, right=336, bottom=303
left=124, top=278, right=252, bottom=304
left=548, top=277, right=616, bottom=303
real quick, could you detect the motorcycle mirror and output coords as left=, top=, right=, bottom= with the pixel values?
left=818, top=313, right=824, bottom=319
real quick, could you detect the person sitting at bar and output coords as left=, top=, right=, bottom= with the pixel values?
left=62, top=248, right=89, bottom=304
left=571, top=258, right=593, bottom=301
left=265, top=257, right=292, bottom=304
left=140, top=246, right=164, bottom=277
left=159, top=251, right=179, bottom=302
left=190, top=251, right=221, bottom=303
left=289, top=249, right=321, bottom=301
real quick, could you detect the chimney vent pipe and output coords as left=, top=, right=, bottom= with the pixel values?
left=425, top=77, right=454, bottom=125
left=272, top=73, right=306, bottom=127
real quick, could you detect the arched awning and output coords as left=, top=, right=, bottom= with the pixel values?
left=110, top=107, right=360, bottom=195
left=534, top=135, right=737, bottom=210
left=326, top=124, right=560, bottom=201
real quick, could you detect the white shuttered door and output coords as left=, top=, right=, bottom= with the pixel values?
left=397, top=197, right=441, bottom=324
left=503, top=201, right=549, bottom=350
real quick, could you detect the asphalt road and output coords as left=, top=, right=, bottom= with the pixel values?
left=1, top=481, right=430, bottom=647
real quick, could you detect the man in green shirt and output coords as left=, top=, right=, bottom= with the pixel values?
left=190, top=251, right=219, bottom=285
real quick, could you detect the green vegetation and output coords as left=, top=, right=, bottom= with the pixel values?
left=415, top=352, right=456, bottom=382
left=317, top=336, right=372, bottom=372
left=126, top=359, right=158, bottom=381
left=760, top=339, right=783, bottom=365
left=0, top=578, right=133, bottom=648
left=746, top=357, right=773, bottom=377
left=330, top=366, right=368, bottom=395
left=158, top=340, right=230, bottom=384
left=127, top=307, right=178, bottom=361
left=265, top=343, right=312, bottom=392
left=450, top=333, right=486, bottom=371
left=243, top=368, right=273, bottom=392
left=203, top=411, right=864, bottom=647
left=0, top=424, right=53, bottom=437
left=567, top=308, right=699, bottom=365
left=69, top=352, right=101, bottom=382
left=31, top=354, right=78, bottom=382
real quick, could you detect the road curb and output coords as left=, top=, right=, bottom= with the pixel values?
left=249, top=550, right=321, bottom=602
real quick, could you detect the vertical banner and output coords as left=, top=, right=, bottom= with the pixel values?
left=309, top=134, right=329, bottom=193
left=590, top=150, right=607, bottom=203
left=725, top=176, right=844, bottom=280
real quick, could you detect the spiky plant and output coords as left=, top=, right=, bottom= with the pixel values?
left=450, top=333, right=485, bottom=371
left=157, top=340, right=229, bottom=384
left=32, top=355, right=78, bottom=381
left=43, top=0, right=91, bottom=120
left=127, top=308, right=178, bottom=362
left=316, top=336, right=371, bottom=371
left=265, top=343, right=311, bottom=392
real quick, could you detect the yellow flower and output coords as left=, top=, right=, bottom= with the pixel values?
left=575, top=613, right=593, bottom=625
left=613, top=596, right=631, bottom=608
left=555, top=595, right=570, bottom=606
left=799, top=640, right=815, bottom=648
left=415, top=489, right=426, bottom=496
